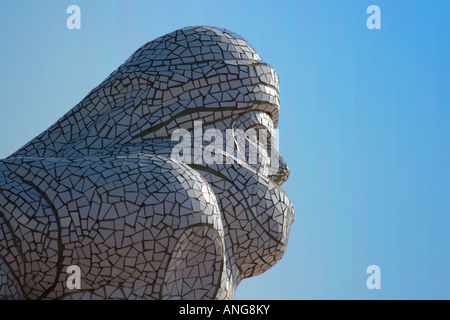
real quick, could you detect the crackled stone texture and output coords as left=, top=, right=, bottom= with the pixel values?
left=0, top=26, right=294, bottom=300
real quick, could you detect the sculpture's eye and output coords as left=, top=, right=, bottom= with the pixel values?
left=255, top=125, right=275, bottom=147
left=232, top=111, right=277, bottom=174
left=243, top=124, right=274, bottom=172
left=245, top=124, right=275, bottom=151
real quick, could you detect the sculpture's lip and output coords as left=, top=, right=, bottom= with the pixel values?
left=268, top=166, right=290, bottom=186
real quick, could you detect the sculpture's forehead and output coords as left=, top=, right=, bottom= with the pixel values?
left=124, top=26, right=263, bottom=68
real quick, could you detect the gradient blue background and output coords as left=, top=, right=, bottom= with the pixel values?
left=0, top=0, right=449, bottom=299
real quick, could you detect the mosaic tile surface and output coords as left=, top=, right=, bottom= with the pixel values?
left=0, top=26, right=294, bottom=300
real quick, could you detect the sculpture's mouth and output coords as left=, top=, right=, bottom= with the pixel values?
left=269, top=169, right=290, bottom=185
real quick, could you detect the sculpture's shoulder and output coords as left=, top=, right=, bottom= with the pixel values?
left=0, top=154, right=226, bottom=300
left=0, top=155, right=221, bottom=230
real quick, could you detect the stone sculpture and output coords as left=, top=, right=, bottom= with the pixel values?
left=0, top=26, right=294, bottom=300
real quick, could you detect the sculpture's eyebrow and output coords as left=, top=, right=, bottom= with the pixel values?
left=234, top=111, right=274, bottom=131
left=231, top=115, right=274, bottom=149
left=245, top=123, right=276, bottom=145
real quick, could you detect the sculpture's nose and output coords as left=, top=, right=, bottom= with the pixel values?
left=269, top=149, right=290, bottom=186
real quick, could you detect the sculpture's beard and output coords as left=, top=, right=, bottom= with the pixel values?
left=189, top=159, right=294, bottom=279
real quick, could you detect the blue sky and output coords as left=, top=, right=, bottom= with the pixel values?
left=0, top=0, right=449, bottom=299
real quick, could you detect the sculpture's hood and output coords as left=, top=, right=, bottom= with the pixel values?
left=11, top=26, right=280, bottom=159
left=123, top=26, right=263, bottom=67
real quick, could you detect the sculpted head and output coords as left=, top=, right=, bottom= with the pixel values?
left=12, top=26, right=294, bottom=279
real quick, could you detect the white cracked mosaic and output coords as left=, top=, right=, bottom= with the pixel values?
left=0, top=26, right=294, bottom=300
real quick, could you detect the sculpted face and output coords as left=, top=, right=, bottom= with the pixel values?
left=187, top=108, right=294, bottom=278
left=0, top=26, right=294, bottom=300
